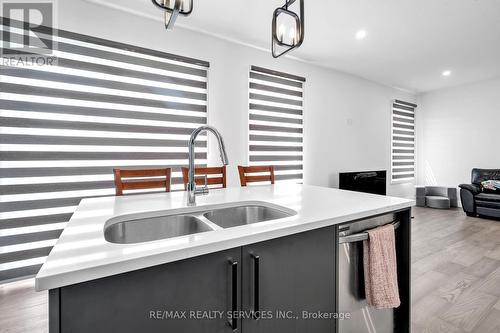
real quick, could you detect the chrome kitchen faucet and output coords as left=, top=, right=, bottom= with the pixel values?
left=187, top=126, right=229, bottom=205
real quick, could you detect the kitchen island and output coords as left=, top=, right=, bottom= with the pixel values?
left=36, top=184, right=414, bottom=333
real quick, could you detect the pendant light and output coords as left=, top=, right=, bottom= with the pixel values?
left=272, top=0, right=304, bottom=58
left=151, top=0, right=193, bottom=30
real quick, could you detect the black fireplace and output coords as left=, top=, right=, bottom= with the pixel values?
left=339, top=170, right=387, bottom=195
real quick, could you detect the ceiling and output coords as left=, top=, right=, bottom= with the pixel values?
left=89, top=0, right=500, bottom=93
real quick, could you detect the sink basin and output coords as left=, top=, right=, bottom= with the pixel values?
left=203, top=205, right=293, bottom=228
left=104, top=202, right=296, bottom=244
left=104, top=215, right=212, bottom=244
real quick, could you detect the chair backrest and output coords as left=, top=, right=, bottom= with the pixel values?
left=113, top=168, right=171, bottom=196
left=425, top=186, right=448, bottom=197
left=238, top=165, right=275, bottom=187
left=181, top=166, right=227, bottom=190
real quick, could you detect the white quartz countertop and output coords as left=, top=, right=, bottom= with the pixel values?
left=35, top=184, right=414, bottom=291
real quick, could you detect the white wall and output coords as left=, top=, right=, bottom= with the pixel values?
left=417, top=77, right=500, bottom=191
left=57, top=0, right=417, bottom=198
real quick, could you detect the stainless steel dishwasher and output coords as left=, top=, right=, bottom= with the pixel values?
left=337, top=213, right=400, bottom=333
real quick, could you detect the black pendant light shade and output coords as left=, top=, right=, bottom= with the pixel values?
left=272, top=0, right=304, bottom=58
left=151, top=0, right=193, bottom=30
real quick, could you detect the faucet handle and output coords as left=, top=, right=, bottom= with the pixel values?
left=194, top=175, right=209, bottom=195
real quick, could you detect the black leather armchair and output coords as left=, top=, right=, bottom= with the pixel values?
left=459, top=168, right=500, bottom=219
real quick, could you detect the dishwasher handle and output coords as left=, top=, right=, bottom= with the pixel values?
left=338, top=220, right=400, bottom=244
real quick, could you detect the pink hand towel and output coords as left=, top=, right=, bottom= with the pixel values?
left=363, top=223, right=401, bottom=309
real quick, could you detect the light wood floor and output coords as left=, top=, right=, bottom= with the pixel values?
left=0, top=278, right=48, bottom=333
left=411, top=207, right=500, bottom=333
left=1, top=206, right=500, bottom=333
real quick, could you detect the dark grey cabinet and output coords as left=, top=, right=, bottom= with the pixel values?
left=57, top=247, right=241, bottom=333
left=51, top=226, right=336, bottom=333
left=241, top=226, right=336, bottom=333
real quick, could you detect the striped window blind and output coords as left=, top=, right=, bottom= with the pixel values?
left=391, top=100, right=417, bottom=183
left=0, top=18, right=209, bottom=282
left=248, top=66, right=304, bottom=183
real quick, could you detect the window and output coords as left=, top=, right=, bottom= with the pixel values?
left=248, top=66, right=304, bottom=183
left=0, top=19, right=209, bottom=281
left=391, top=100, right=417, bottom=183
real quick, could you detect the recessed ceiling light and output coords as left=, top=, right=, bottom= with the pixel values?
left=442, top=70, right=452, bottom=77
left=355, top=30, right=367, bottom=40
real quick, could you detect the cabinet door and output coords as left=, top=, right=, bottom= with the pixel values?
left=59, top=248, right=241, bottom=333
left=242, top=226, right=336, bottom=333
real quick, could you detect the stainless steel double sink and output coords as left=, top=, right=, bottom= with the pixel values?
left=104, top=202, right=296, bottom=244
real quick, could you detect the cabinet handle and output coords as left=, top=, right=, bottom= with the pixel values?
left=228, top=259, right=238, bottom=331
left=251, top=254, right=260, bottom=320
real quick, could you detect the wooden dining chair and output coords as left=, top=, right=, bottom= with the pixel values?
left=113, top=168, right=172, bottom=196
left=181, top=166, right=227, bottom=190
left=238, top=165, right=275, bottom=187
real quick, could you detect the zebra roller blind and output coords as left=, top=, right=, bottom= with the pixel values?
left=0, top=19, right=209, bottom=282
left=391, top=100, right=417, bottom=183
left=248, top=66, right=304, bottom=183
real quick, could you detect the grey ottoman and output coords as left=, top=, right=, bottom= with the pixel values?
left=416, top=186, right=458, bottom=209
left=426, top=196, right=451, bottom=209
